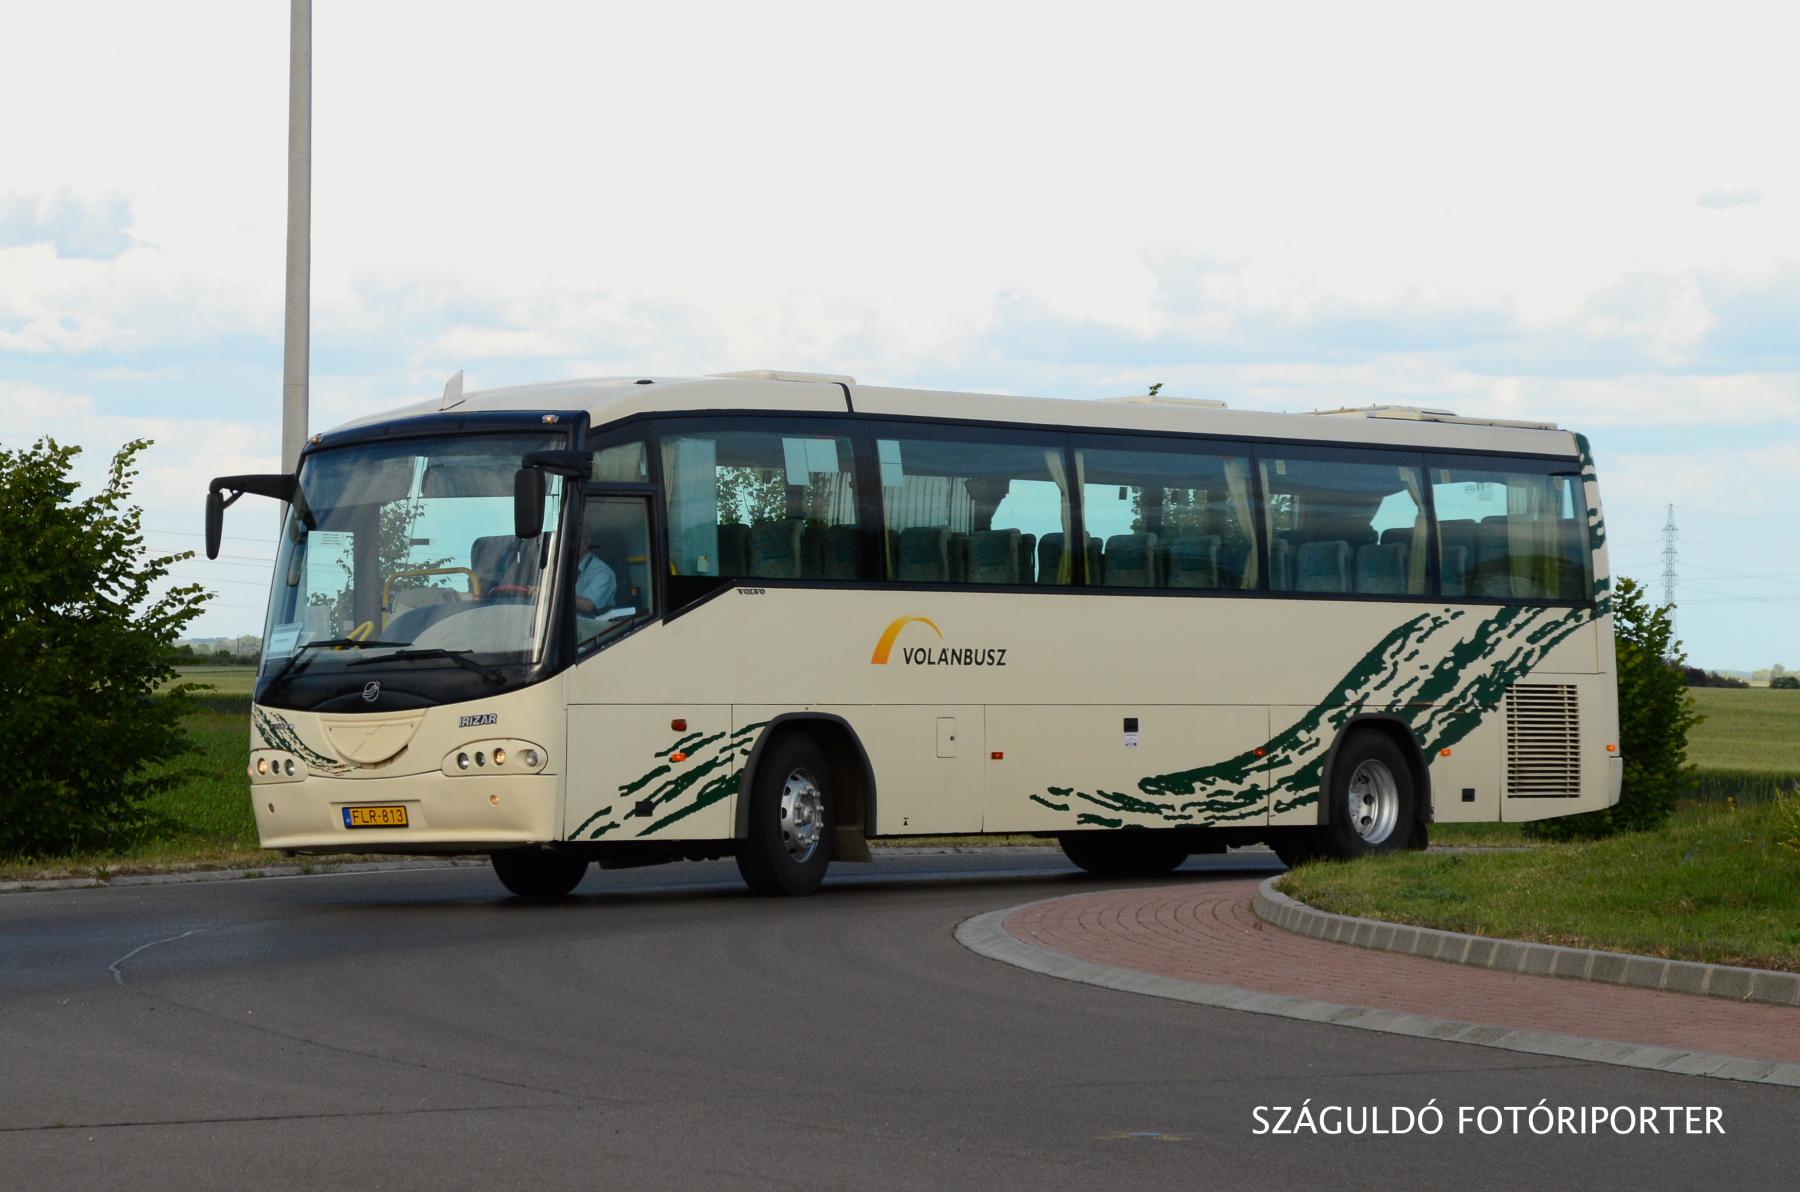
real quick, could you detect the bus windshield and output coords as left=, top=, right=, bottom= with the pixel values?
left=259, top=433, right=565, bottom=699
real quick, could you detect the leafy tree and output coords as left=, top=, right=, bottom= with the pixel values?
left=1533, top=576, right=1699, bottom=839
left=0, top=438, right=210, bottom=857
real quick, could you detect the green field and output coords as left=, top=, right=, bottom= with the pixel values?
left=1685, top=687, right=1800, bottom=771
left=1281, top=801, right=1800, bottom=972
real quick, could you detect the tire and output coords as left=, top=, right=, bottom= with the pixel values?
left=735, top=734, right=834, bottom=896
left=1058, top=830, right=1190, bottom=878
left=490, top=848, right=590, bottom=898
left=1313, top=731, right=1419, bottom=861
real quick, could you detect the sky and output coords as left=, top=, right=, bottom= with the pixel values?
left=2, top=0, right=1797, bottom=668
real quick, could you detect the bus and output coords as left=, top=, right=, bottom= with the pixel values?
left=208, top=371, right=1618, bottom=897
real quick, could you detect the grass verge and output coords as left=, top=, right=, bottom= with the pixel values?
left=1278, top=802, right=1800, bottom=972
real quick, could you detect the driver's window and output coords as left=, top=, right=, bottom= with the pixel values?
left=576, top=494, right=656, bottom=653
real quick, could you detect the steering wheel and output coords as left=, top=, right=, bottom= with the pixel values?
left=486, top=584, right=536, bottom=600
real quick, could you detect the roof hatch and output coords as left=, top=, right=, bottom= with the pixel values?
left=1310, top=404, right=1558, bottom=431
left=707, top=370, right=856, bottom=384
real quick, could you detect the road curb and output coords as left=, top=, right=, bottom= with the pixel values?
left=0, top=857, right=491, bottom=895
left=956, top=898, right=1800, bottom=1088
left=1253, top=876, right=1800, bottom=1010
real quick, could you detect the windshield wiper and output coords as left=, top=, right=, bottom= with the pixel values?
left=346, top=648, right=504, bottom=684
left=259, top=637, right=415, bottom=696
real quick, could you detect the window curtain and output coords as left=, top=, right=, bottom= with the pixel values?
left=1223, top=458, right=1258, bottom=589
left=1506, top=474, right=1559, bottom=598
left=1398, top=466, right=1429, bottom=594
left=1046, top=450, right=1075, bottom=584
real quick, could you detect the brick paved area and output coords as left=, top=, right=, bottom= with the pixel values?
left=1002, top=878, right=1800, bottom=1065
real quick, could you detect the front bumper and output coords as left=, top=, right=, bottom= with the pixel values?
left=253, top=770, right=561, bottom=854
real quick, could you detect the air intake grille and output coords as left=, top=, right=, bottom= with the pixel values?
left=1505, top=684, right=1581, bottom=797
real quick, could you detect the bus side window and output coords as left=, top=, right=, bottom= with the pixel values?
left=1428, top=459, right=1590, bottom=601
left=1258, top=448, right=1429, bottom=597
left=1073, top=438, right=1258, bottom=590
left=575, top=493, right=656, bottom=653
left=592, top=440, right=648, bottom=483
left=873, top=427, right=1073, bottom=585
left=657, top=421, right=862, bottom=589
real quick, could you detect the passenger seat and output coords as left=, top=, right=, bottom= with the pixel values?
left=1355, top=542, right=1410, bottom=594
left=969, top=529, right=1022, bottom=584
left=1102, top=533, right=1158, bottom=587
left=896, top=526, right=950, bottom=582
left=750, top=520, right=804, bottom=580
left=1296, top=540, right=1350, bottom=593
left=1163, top=535, right=1221, bottom=589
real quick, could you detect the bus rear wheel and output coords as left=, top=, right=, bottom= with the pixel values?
left=490, top=848, right=590, bottom=898
left=1287, top=731, right=1420, bottom=864
left=736, top=734, right=834, bottom=896
left=1058, top=831, right=1190, bottom=878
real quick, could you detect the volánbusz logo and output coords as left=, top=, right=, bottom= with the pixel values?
left=870, top=617, right=1007, bottom=667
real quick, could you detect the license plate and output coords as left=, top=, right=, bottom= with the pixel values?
left=343, top=805, right=408, bottom=829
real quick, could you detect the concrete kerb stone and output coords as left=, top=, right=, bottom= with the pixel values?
left=956, top=901, right=1800, bottom=1089
left=1253, top=876, right=1800, bottom=1011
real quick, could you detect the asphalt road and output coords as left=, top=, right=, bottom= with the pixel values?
left=2, top=851, right=1794, bottom=1191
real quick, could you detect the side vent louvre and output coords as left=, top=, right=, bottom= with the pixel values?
left=1505, top=683, right=1581, bottom=797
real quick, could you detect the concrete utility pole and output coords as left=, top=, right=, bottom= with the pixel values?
left=281, top=0, right=312, bottom=475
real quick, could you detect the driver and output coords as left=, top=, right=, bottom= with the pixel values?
left=574, top=538, right=618, bottom=615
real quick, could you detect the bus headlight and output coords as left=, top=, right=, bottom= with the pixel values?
left=250, top=750, right=304, bottom=784
left=443, top=740, right=549, bottom=776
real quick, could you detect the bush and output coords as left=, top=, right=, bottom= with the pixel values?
left=1772, top=675, right=1800, bottom=691
left=0, top=438, right=210, bottom=857
left=1533, top=577, right=1699, bottom=840
left=1683, top=666, right=1749, bottom=688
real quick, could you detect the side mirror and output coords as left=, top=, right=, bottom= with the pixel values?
left=514, top=467, right=547, bottom=539
left=513, top=451, right=589, bottom=540
left=205, top=489, right=226, bottom=559
left=204, top=473, right=298, bottom=560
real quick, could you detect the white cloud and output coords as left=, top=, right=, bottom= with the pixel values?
left=0, top=188, right=142, bottom=260
left=1698, top=189, right=1767, bottom=209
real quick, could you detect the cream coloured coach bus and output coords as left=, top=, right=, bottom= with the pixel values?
left=206, top=371, right=1619, bottom=897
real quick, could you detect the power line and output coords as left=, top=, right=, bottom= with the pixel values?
left=1660, top=504, right=1678, bottom=635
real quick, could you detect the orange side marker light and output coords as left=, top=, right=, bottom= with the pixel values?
left=991, top=751, right=1004, bottom=760
left=1606, top=744, right=1617, bottom=752
left=1440, top=748, right=1452, bottom=757
left=671, top=752, right=688, bottom=763
left=1254, top=749, right=1265, bottom=757
left=671, top=718, right=687, bottom=732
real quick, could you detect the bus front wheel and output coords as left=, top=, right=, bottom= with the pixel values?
left=490, top=848, right=590, bottom=899
left=736, top=734, right=835, bottom=896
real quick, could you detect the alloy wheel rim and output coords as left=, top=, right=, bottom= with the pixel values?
left=778, top=767, right=825, bottom=862
left=1347, top=759, right=1400, bottom=844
